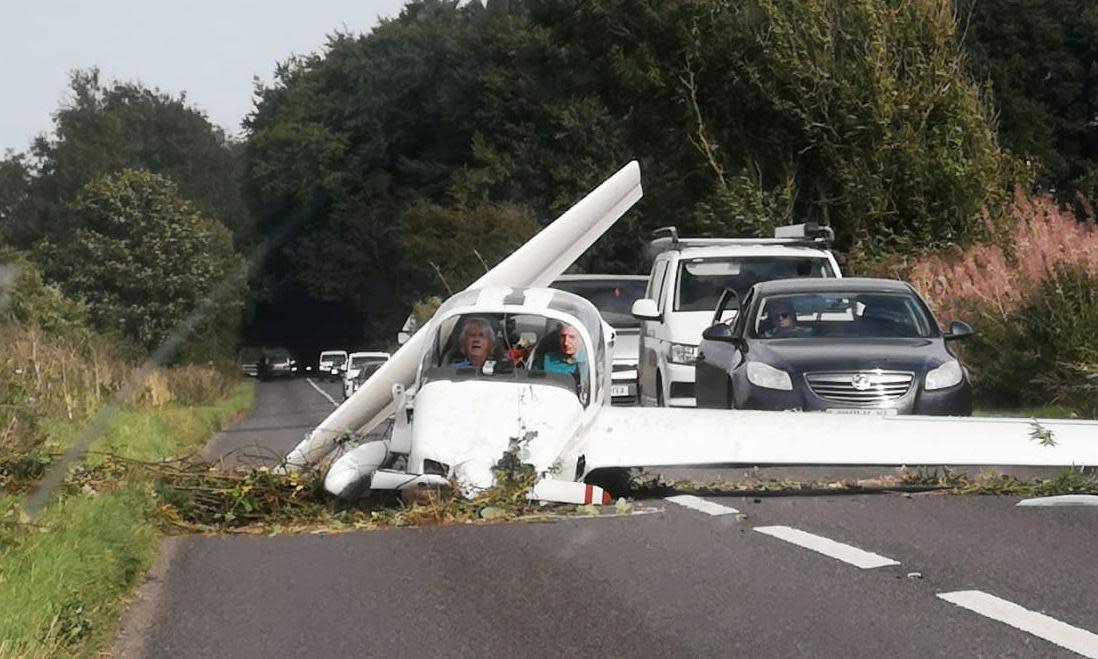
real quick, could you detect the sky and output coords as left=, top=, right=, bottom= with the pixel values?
left=0, top=0, right=409, bottom=154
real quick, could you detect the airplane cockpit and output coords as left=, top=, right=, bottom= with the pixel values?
left=417, top=288, right=608, bottom=406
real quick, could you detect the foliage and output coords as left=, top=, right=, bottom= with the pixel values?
left=2, top=69, right=254, bottom=248
left=243, top=0, right=1012, bottom=347
left=894, top=193, right=1098, bottom=412
left=0, top=487, right=158, bottom=657
left=959, top=0, right=1098, bottom=207
left=0, top=323, right=129, bottom=483
left=0, top=383, right=253, bottom=657
left=400, top=201, right=537, bottom=291
left=905, top=192, right=1098, bottom=322
left=33, top=169, right=245, bottom=361
left=536, top=0, right=1012, bottom=253
left=0, top=247, right=90, bottom=339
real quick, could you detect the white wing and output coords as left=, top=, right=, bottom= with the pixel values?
left=287, top=161, right=643, bottom=467
left=582, top=407, right=1098, bottom=474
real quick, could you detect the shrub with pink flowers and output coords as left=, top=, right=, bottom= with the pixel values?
left=884, top=193, right=1098, bottom=413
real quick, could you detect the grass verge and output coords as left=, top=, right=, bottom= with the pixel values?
left=0, top=381, right=254, bottom=658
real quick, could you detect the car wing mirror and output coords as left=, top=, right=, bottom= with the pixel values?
left=944, top=320, right=974, bottom=341
left=631, top=298, right=661, bottom=321
left=711, top=288, right=740, bottom=326
left=702, top=323, right=736, bottom=343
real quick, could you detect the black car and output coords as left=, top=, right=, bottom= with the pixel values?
left=695, top=278, right=974, bottom=415
left=258, top=347, right=298, bottom=380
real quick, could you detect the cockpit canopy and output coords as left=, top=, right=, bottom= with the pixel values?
left=419, top=288, right=607, bottom=405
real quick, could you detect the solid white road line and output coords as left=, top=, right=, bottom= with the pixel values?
left=665, top=495, right=740, bottom=516
left=938, top=590, right=1098, bottom=658
left=1017, top=494, right=1098, bottom=507
left=305, top=378, right=340, bottom=409
left=753, top=525, right=900, bottom=569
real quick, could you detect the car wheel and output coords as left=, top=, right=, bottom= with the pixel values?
left=656, top=373, right=665, bottom=407
left=726, top=377, right=735, bottom=409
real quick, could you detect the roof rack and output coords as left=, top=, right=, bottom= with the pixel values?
left=647, top=223, right=834, bottom=255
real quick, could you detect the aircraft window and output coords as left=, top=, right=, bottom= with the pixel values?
left=424, top=312, right=592, bottom=405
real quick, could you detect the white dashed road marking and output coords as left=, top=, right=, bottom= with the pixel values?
left=665, top=495, right=740, bottom=516
left=1017, top=495, right=1098, bottom=507
left=305, top=378, right=340, bottom=409
left=754, top=525, right=900, bottom=569
left=938, top=590, right=1098, bottom=658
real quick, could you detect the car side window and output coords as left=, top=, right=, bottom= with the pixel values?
left=655, top=259, right=671, bottom=310
left=648, top=260, right=668, bottom=305
left=733, top=290, right=754, bottom=336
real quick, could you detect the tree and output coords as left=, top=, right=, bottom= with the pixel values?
left=244, top=0, right=631, bottom=347
left=958, top=0, right=1098, bottom=206
left=33, top=170, right=244, bottom=361
left=399, top=202, right=537, bottom=292
left=532, top=0, right=1013, bottom=253
left=242, top=0, right=1013, bottom=349
left=0, top=153, right=30, bottom=235
left=3, top=70, right=254, bottom=248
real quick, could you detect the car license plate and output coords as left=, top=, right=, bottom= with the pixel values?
left=611, top=385, right=629, bottom=397
left=825, top=408, right=897, bottom=416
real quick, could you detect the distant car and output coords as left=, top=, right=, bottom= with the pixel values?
left=342, top=351, right=390, bottom=399
left=344, top=361, right=385, bottom=400
left=551, top=274, right=648, bottom=404
left=238, top=347, right=262, bottom=378
left=318, top=350, right=348, bottom=381
left=258, top=347, right=297, bottom=380
left=694, top=278, right=974, bottom=415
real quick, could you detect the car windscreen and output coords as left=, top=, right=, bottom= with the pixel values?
left=675, top=257, right=834, bottom=312
left=753, top=292, right=935, bottom=339
left=320, top=353, right=346, bottom=365
left=552, top=279, right=647, bottom=328
left=349, top=355, right=383, bottom=368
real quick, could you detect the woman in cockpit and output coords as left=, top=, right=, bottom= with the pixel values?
left=451, top=317, right=495, bottom=369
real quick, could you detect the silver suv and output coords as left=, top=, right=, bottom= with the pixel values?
left=631, top=224, right=842, bottom=407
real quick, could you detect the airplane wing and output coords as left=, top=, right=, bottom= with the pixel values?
left=581, top=407, right=1098, bottom=474
left=286, top=161, right=643, bottom=467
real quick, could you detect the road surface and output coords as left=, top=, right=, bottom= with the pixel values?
left=115, top=378, right=1098, bottom=658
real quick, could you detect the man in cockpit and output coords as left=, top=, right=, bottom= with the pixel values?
left=542, top=323, right=588, bottom=397
left=452, top=317, right=495, bottom=369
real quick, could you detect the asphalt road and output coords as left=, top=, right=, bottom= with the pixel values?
left=117, top=378, right=1098, bottom=658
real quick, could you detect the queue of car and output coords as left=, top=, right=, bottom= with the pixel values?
left=245, top=223, right=973, bottom=418
left=625, top=224, right=973, bottom=416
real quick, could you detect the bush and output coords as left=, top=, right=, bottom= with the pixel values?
left=904, top=192, right=1098, bottom=324
left=33, top=169, right=245, bottom=361
left=160, top=364, right=240, bottom=406
left=892, top=193, right=1098, bottom=413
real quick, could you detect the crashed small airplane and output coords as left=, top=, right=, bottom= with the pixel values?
left=285, top=161, right=1098, bottom=504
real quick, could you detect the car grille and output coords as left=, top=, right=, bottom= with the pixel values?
left=805, top=370, right=914, bottom=406
left=612, top=362, right=636, bottom=373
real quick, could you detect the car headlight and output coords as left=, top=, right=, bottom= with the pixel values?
left=746, top=362, right=793, bottom=391
left=925, top=360, right=963, bottom=390
left=668, top=343, right=697, bottom=365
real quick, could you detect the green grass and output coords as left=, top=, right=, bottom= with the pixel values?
left=0, top=381, right=254, bottom=657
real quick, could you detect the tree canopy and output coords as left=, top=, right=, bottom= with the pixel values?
left=959, top=0, right=1098, bottom=207
left=2, top=70, right=253, bottom=249
left=33, top=170, right=244, bottom=361
left=243, top=0, right=1013, bottom=347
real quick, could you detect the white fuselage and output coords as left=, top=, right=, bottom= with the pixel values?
left=408, top=380, right=587, bottom=493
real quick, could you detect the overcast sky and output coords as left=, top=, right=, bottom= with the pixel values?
left=0, top=0, right=409, bottom=154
